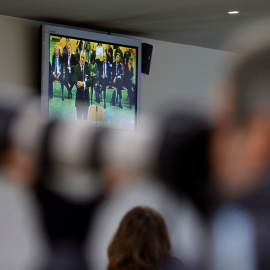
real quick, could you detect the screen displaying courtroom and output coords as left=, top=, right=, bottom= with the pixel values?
left=47, top=33, right=139, bottom=129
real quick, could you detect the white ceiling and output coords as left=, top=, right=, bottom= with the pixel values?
left=1, top=0, right=270, bottom=50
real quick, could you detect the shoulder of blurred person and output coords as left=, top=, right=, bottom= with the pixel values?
left=116, top=257, right=186, bottom=270
left=163, top=256, right=187, bottom=270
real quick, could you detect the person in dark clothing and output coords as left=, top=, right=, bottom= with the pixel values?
left=114, top=45, right=124, bottom=63
left=49, top=62, right=53, bottom=99
left=62, top=38, right=70, bottom=55
left=84, top=41, right=91, bottom=64
left=62, top=43, right=78, bottom=99
left=123, top=57, right=134, bottom=110
left=99, top=53, right=109, bottom=109
left=72, top=50, right=91, bottom=120
left=89, top=55, right=99, bottom=104
left=51, top=45, right=64, bottom=101
left=106, top=45, right=113, bottom=88
left=76, top=40, right=84, bottom=63
left=123, top=48, right=131, bottom=66
left=112, top=53, right=123, bottom=109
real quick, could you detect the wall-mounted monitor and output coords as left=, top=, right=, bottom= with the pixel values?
left=41, top=25, right=141, bottom=130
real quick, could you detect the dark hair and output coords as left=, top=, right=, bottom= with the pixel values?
left=78, top=40, right=84, bottom=49
left=107, top=206, right=171, bottom=270
left=90, top=55, right=95, bottom=63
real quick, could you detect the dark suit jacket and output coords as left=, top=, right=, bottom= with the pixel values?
left=72, top=63, right=91, bottom=107
left=124, top=51, right=131, bottom=65
left=124, top=65, right=134, bottom=88
left=62, top=53, right=78, bottom=76
left=62, top=45, right=68, bottom=56
left=107, top=47, right=113, bottom=60
left=112, top=62, right=123, bottom=81
left=114, top=49, right=124, bottom=62
left=51, top=54, right=63, bottom=80
left=100, top=61, right=109, bottom=78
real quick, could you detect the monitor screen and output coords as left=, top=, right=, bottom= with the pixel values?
left=41, top=25, right=141, bottom=130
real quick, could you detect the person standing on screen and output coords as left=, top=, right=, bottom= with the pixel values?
left=72, top=50, right=91, bottom=120
left=76, top=40, right=84, bottom=63
left=96, top=43, right=104, bottom=58
left=112, top=53, right=123, bottom=109
left=85, top=41, right=91, bottom=63
left=49, top=62, right=53, bottom=99
left=100, top=53, right=109, bottom=109
left=124, top=57, right=134, bottom=110
left=124, top=48, right=131, bottom=66
left=114, top=45, right=124, bottom=63
left=96, top=43, right=104, bottom=76
left=51, top=45, right=64, bottom=101
left=63, top=43, right=78, bottom=99
left=107, top=45, right=113, bottom=88
left=62, top=38, right=70, bottom=55
left=89, top=56, right=99, bottom=104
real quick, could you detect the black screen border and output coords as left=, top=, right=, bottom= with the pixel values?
left=41, top=24, right=142, bottom=128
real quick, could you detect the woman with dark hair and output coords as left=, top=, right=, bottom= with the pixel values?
left=107, top=206, right=183, bottom=270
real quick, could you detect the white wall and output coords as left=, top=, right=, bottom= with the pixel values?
left=0, top=15, right=41, bottom=94
left=139, top=37, right=232, bottom=117
left=0, top=15, right=232, bottom=116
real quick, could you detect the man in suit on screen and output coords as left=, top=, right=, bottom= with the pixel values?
left=100, top=53, right=109, bottom=109
left=51, top=45, right=64, bottom=101
left=62, top=38, right=70, bottom=55
left=72, top=50, right=91, bottom=120
left=112, top=53, right=124, bottom=109
left=63, top=43, right=78, bottom=99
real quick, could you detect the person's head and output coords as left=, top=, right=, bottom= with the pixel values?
left=98, top=42, right=102, bottom=46
left=54, top=45, right=59, bottom=56
left=116, top=45, right=120, bottom=51
left=80, top=50, right=86, bottom=66
left=107, top=206, right=171, bottom=270
left=116, top=53, right=120, bottom=63
left=210, top=25, right=270, bottom=199
left=67, top=43, right=72, bottom=54
left=86, top=42, right=90, bottom=50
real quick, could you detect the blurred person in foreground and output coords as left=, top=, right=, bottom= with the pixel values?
left=107, top=206, right=185, bottom=270
left=156, top=20, right=270, bottom=270
left=0, top=144, right=49, bottom=270
left=87, top=19, right=270, bottom=270
left=0, top=91, right=49, bottom=270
